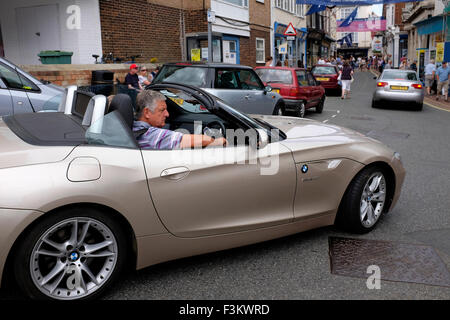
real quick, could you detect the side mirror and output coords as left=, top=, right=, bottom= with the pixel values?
left=256, top=128, right=269, bottom=149
left=264, top=85, right=272, bottom=94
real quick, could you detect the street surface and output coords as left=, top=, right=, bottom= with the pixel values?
left=1, top=71, right=449, bottom=300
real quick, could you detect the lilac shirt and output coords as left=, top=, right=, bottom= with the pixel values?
left=133, top=121, right=183, bottom=150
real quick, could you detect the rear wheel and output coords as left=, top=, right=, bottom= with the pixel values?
left=316, top=97, right=324, bottom=113
left=13, top=207, right=127, bottom=300
left=337, top=166, right=388, bottom=234
left=273, top=103, right=285, bottom=116
left=295, top=101, right=306, bottom=118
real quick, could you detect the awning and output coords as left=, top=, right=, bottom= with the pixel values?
left=415, top=15, right=444, bottom=36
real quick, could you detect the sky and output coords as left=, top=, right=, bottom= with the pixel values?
left=372, top=4, right=383, bottom=16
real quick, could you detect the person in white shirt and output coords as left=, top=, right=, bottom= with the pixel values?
left=318, top=57, right=326, bottom=64
left=424, top=59, right=436, bottom=96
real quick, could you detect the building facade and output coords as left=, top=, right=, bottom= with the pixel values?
left=306, top=5, right=336, bottom=67
left=272, top=0, right=307, bottom=67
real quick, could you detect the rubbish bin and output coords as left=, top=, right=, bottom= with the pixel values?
left=91, top=70, right=114, bottom=96
left=38, top=51, right=73, bottom=64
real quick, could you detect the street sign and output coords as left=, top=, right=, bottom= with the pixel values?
left=286, top=36, right=296, bottom=41
left=283, top=23, right=297, bottom=36
left=207, top=10, right=216, bottom=23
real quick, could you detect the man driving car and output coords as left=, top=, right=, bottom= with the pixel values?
left=133, top=90, right=228, bottom=150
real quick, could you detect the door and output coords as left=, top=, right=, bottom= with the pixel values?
left=0, top=62, right=35, bottom=114
left=0, top=78, right=12, bottom=116
left=235, top=69, right=271, bottom=114
left=16, top=5, right=61, bottom=65
left=141, top=143, right=296, bottom=238
left=223, top=40, right=237, bottom=64
left=307, top=72, right=320, bottom=106
left=296, top=70, right=312, bottom=106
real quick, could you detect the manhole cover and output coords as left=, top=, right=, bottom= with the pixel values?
left=329, top=237, right=450, bottom=288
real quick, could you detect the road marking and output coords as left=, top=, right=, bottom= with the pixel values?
left=424, top=101, right=450, bottom=112
left=322, top=109, right=340, bottom=123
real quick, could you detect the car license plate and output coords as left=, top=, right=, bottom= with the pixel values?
left=390, top=86, right=408, bottom=90
left=316, top=77, right=329, bottom=81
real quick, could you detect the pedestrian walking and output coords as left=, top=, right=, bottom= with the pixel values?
left=435, top=61, right=450, bottom=101
left=265, top=56, right=274, bottom=67
left=424, top=59, right=436, bottom=96
left=339, top=60, right=354, bottom=99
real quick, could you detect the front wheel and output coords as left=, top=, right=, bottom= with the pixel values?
left=316, top=98, right=324, bottom=113
left=337, top=166, right=388, bottom=234
left=13, top=207, right=127, bottom=300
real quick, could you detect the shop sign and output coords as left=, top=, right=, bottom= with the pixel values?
left=436, top=42, right=444, bottom=63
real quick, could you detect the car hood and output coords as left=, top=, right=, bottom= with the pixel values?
left=0, top=119, right=75, bottom=170
left=251, top=115, right=388, bottom=163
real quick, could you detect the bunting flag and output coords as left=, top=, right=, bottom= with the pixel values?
left=306, top=4, right=326, bottom=15
left=296, top=0, right=424, bottom=5
left=339, top=7, right=358, bottom=27
left=338, top=34, right=353, bottom=47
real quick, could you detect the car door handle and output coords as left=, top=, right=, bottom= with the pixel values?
left=161, top=167, right=190, bottom=180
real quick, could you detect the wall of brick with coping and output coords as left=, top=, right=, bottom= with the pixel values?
left=20, top=63, right=158, bottom=87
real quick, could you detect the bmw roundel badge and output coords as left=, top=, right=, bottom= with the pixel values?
left=301, top=164, right=308, bottom=174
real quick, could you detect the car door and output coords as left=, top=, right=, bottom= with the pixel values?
left=208, top=68, right=242, bottom=108
left=0, top=78, right=13, bottom=116
left=307, top=72, right=320, bottom=106
left=235, top=68, right=274, bottom=114
left=0, top=62, right=35, bottom=114
left=139, top=89, right=296, bottom=238
left=296, top=70, right=312, bottom=106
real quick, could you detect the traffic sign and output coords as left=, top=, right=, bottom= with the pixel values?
left=283, top=23, right=297, bottom=36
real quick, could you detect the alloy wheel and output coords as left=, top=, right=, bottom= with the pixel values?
left=359, top=172, right=386, bottom=228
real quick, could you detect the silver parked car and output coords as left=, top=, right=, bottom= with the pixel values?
left=372, top=69, right=424, bottom=110
left=0, top=57, right=64, bottom=116
left=152, top=62, right=286, bottom=115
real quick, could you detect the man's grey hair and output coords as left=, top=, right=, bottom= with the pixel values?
left=136, top=90, right=166, bottom=117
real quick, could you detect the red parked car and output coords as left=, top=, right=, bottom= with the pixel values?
left=311, top=64, right=341, bottom=93
left=255, top=67, right=326, bottom=118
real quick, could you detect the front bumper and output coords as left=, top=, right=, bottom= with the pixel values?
left=373, top=89, right=424, bottom=104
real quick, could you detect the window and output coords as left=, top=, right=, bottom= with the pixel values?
left=237, top=70, right=264, bottom=90
left=307, top=73, right=316, bottom=86
left=255, top=69, right=293, bottom=85
left=216, top=70, right=239, bottom=89
left=339, top=32, right=358, bottom=44
left=256, top=38, right=265, bottom=64
left=296, top=70, right=308, bottom=86
left=154, top=66, right=208, bottom=87
left=221, top=0, right=248, bottom=7
left=0, top=63, right=39, bottom=91
left=296, top=4, right=304, bottom=17
left=340, top=7, right=355, bottom=20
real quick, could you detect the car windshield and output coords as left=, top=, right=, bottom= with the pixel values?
left=154, top=66, right=208, bottom=87
left=255, top=69, right=293, bottom=84
left=382, top=71, right=417, bottom=81
left=159, top=88, right=209, bottom=113
left=312, top=66, right=336, bottom=75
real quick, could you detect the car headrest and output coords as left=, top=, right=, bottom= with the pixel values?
left=108, top=94, right=135, bottom=129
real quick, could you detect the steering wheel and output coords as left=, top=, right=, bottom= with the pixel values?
left=203, top=121, right=226, bottom=138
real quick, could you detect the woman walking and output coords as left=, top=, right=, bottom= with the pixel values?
left=339, top=60, right=354, bottom=99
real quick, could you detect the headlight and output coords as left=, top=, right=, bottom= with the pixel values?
left=393, top=152, right=401, bottom=161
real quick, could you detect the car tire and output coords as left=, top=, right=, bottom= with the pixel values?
left=295, top=101, right=306, bottom=118
left=13, top=207, right=127, bottom=301
left=273, top=103, right=285, bottom=116
left=316, top=98, right=324, bottom=114
left=337, top=166, right=388, bottom=234
left=371, top=100, right=377, bottom=108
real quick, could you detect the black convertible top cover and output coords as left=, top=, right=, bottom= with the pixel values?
left=3, top=113, right=86, bottom=146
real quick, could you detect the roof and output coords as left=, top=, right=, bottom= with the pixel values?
left=162, top=62, right=253, bottom=69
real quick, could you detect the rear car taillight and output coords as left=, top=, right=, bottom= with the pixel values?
left=412, top=84, right=423, bottom=89
left=377, top=82, right=388, bottom=87
left=290, top=88, right=300, bottom=96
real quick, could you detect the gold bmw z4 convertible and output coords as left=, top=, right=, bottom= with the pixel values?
left=0, top=83, right=405, bottom=300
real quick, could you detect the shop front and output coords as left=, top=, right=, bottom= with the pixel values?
left=306, top=28, right=324, bottom=67
left=274, top=22, right=307, bottom=68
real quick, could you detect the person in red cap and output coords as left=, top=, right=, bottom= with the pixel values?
left=125, top=64, right=143, bottom=90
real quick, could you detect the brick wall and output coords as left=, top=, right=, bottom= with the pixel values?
left=240, top=29, right=270, bottom=68
left=99, top=0, right=183, bottom=63
left=22, top=64, right=157, bottom=87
